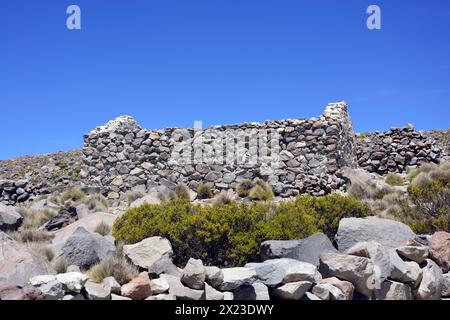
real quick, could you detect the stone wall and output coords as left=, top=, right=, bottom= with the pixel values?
left=355, top=127, right=443, bottom=174
left=81, top=102, right=358, bottom=198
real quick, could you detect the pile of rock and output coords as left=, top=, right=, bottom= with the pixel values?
left=0, top=179, right=32, bottom=205
left=15, top=217, right=450, bottom=300
left=356, top=126, right=442, bottom=174
left=81, top=102, right=358, bottom=200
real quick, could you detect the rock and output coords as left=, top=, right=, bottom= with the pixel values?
left=218, top=267, right=258, bottom=291
left=205, top=283, right=224, bottom=300
left=346, top=241, right=393, bottom=282
left=223, top=291, right=234, bottom=300
left=147, top=256, right=181, bottom=278
left=129, top=192, right=161, bottom=209
left=318, top=277, right=354, bottom=300
left=312, top=283, right=346, bottom=300
left=30, top=199, right=60, bottom=212
left=245, top=258, right=321, bottom=287
left=29, top=274, right=57, bottom=286
left=37, top=280, right=65, bottom=300
left=396, top=245, right=428, bottom=263
left=75, top=204, right=90, bottom=219
left=84, top=281, right=111, bottom=300
left=260, top=232, right=337, bottom=266
left=0, top=203, right=23, bottom=231
left=62, top=293, right=85, bottom=300
left=145, top=293, right=177, bottom=300
left=163, top=274, right=205, bottom=300
left=42, top=206, right=77, bottom=231
left=271, top=281, right=312, bottom=300
left=319, top=252, right=377, bottom=298
left=51, top=212, right=116, bottom=247
left=66, top=265, right=81, bottom=273
left=428, top=231, right=450, bottom=272
left=375, top=280, right=412, bottom=300
left=123, top=236, right=173, bottom=270
left=55, top=227, right=116, bottom=269
left=388, top=249, right=422, bottom=287
left=0, top=284, right=44, bottom=300
left=111, top=293, right=132, bottom=300
left=56, top=272, right=88, bottom=293
left=205, top=266, right=223, bottom=288
left=442, top=273, right=450, bottom=297
left=414, top=259, right=443, bottom=300
left=234, top=282, right=270, bottom=300
left=303, top=292, right=321, bottom=300
left=102, top=277, right=121, bottom=295
left=335, top=217, right=415, bottom=252
left=0, top=231, right=54, bottom=287
left=150, top=277, right=170, bottom=294
left=121, top=272, right=152, bottom=300
left=181, top=258, right=205, bottom=290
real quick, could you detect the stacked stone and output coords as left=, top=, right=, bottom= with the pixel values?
left=0, top=179, right=31, bottom=205
left=81, top=102, right=358, bottom=198
left=356, top=127, right=442, bottom=174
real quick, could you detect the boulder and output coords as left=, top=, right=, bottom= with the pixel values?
left=55, top=272, right=88, bottom=293
left=318, top=277, right=354, bottom=300
left=245, top=258, right=321, bottom=287
left=205, top=266, right=223, bottom=288
left=42, top=206, right=77, bottom=231
left=181, top=258, right=205, bottom=290
left=102, top=277, right=121, bottom=295
left=396, top=245, right=428, bottom=263
left=163, top=274, right=205, bottom=300
left=375, top=280, right=412, bottom=300
left=121, top=272, right=152, bottom=300
left=271, top=281, right=312, bottom=300
left=346, top=241, right=393, bottom=282
left=442, top=273, right=450, bottom=297
left=428, top=231, right=450, bottom=272
left=319, top=252, right=377, bottom=298
left=205, top=283, right=225, bottom=300
left=145, top=293, right=177, bottom=300
left=260, top=232, right=336, bottom=266
left=123, top=236, right=173, bottom=270
left=233, top=282, right=270, bottom=300
left=223, top=291, right=234, bottom=300
left=414, top=259, right=443, bottom=300
left=312, top=283, right=346, bottom=300
left=147, top=256, right=182, bottom=278
left=0, top=231, right=54, bottom=287
left=55, top=227, right=116, bottom=269
left=0, top=203, right=23, bottom=231
left=335, top=217, right=415, bottom=252
left=388, top=249, right=422, bottom=287
left=34, top=280, right=64, bottom=300
left=218, top=267, right=258, bottom=291
left=84, top=281, right=111, bottom=300
left=150, top=277, right=170, bottom=295
left=0, top=284, right=44, bottom=300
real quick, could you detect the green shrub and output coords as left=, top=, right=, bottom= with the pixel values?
left=196, top=183, right=213, bottom=200
left=249, top=179, right=274, bottom=201
left=211, top=192, right=233, bottom=208
left=61, top=188, right=86, bottom=203
left=385, top=173, right=404, bottom=186
left=236, top=179, right=254, bottom=197
left=113, top=195, right=370, bottom=267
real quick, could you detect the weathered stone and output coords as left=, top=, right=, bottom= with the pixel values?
left=428, top=231, right=450, bottom=272
left=145, top=293, right=177, bottom=300
left=123, top=236, right=173, bottom=270
left=336, top=217, right=415, bottom=252
left=84, top=281, right=111, bottom=300
left=205, top=266, right=223, bottom=288
left=163, top=274, right=205, bottom=300
left=181, top=258, right=205, bottom=290
left=102, top=276, right=121, bottom=295
left=0, top=284, right=44, bottom=300
left=121, top=272, right=152, bottom=300
left=218, top=267, right=258, bottom=291
left=318, top=277, right=354, bottom=300
left=375, top=280, right=412, bottom=300
left=111, top=293, right=132, bottom=300
left=271, top=281, right=312, bottom=300
left=442, top=273, right=450, bottom=297
left=150, top=277, right=170, bottom=295
left=312, top=283, right=346, bottom=300
left=56, top=272, right=88, bottom=293
left=388, top=249, right=422, bottom=287
left=260, top=232, right=336, bottom=266
left=233, top=282, right=270, bottom=300
left=396, top=245, right=428, bottom=263
left=0, top=203, right=23, bottom=231
left=35, top=280, right=65, bottom=300
left=414, top=259, right=443, bottom=300
left=204, top=283, right=224, bottom=300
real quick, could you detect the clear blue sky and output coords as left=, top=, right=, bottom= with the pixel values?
left=1, top=0, right=449, bottom=160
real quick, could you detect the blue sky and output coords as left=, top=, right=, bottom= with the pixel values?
left=0, top=0, right=449, bottom=160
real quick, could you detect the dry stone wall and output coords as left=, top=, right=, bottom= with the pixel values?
left=81, top=102, right=358, bottom=198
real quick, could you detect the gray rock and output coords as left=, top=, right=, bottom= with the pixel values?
left=218, top=267, right=258, bottom=291
left=271, top=281, right=312, bottom=300
left=336, top=217, right=415, bottom=252
left=62, top=293, right=85, bottom=300
left=442, top=273, right=450, bottom=297
left=375, top=280, right=412, bottom=300
left=312, top=283, right=346, bottom=300
left=102, top=277, right=121, bottom=295
left=84, top=281, right=111, bottom=300
left=145, top=293, right=177, bottom=300
left=0, top=284, right=44, bottom=300
left=396, top=245, right=428, bottom=263
left=181, top=258, right=205, bottom=290
left=56, top=227, right=116, bottom=269
left=233, top=282, right=270, bottom=300
left=205, top=283, right=224, bottom=300
left=38, top=280, right=65, bottom=300
left=43, top=206, right=78, bottom=231
left=55, top=272, right=88, bottom=293
left=414, top=259, right=443, bottom=300
left=123, top=236, right=173, bottom=270
left=223, top=291, right=234, bottom=300
left=205, top=266, right=223, bottom=288
left=147, top=256, right=181, bottom=278
left=0, top=203, right=23, bottom=231
left=245, top=258, right=321, bottom=287
left=0, top=231, right=55, bottom=287
left=260, top=232, right=336, bottom=266
left=388, top=249, right=422, bottom=287
left=150, top=277, right=169, bottom=294
left=163, top=274, right=204, bottom=300
left=303, top=292, right=321, bottom=300
left=66, top=265, right=81, bottom=273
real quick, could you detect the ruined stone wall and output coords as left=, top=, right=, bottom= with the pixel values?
left=81, top=102, right=358, bottom=198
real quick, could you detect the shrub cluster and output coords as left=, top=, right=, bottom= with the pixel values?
left=113, top=195, right=370, bottom=267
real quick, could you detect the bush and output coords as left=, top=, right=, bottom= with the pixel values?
left=236, top=179, right=254, bottom=197
left=174, top=183, right=191, bottom=201
left=54, top=257, right=69, bottom=274
left=27, top=242, right=54, bottom=262
left=249, top=179, right=274, bottom=201
left=126, top=191, right=144, bottom=205
left=197, top=183, right=213, bottom=200
left=9, top=228, right=54, bottom=243
left=94, top=221, right=111, bottom=236
left=61, top=188, right=86, bottom=203
left=385, top=173, right=404, bottom=186
left=211, top=192, right=233, bottom=208
left=88, top=256, right=115, bottom=283
left=113, top=195, right=370, bottom=267
left=83, top=194, right=109, bottom=212
left=16, top=207, right=58, bottom=229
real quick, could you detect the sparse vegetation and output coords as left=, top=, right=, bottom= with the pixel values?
left=174, top=183, right=191, bottom=201
left=236, top=179, right=254, bottom=197
left=8, top=228, right=54, bottom=243
left=27, top=242, right=54, bottom=262
left=196, top=183, right=213, bottom=200
left=61, top=188, right=86, bottom=204
left=211, top=191, right=233, bottom=207
left=385, top=173, right=405, bottom=186
left=249, top=179, right=274, bottom=201
left=94, top=221, right=111, bottom=236
left=16, top=207, right=58, bottom=229
left=126, top=191, right=144, bottom=205
left=82, top=194, right=109, bottom=212
left=54, top=257, right=69, bottom=274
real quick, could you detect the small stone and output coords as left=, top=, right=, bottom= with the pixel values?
left=271, top=281, right=312, bottom=300
left=205, top=266, right=223, bottom=288
left=181, top=258, right=205, bottom=290
left=84, top=281, right=111, bottom=300
left=150, top=277, right=170, bottom=295
left=121, top=272, right=152, bottom=300
left=396, top=245, right=428, bottom=263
